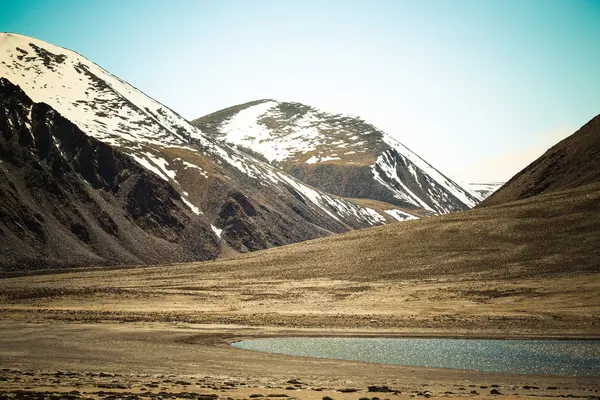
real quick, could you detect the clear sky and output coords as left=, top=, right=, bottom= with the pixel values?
left=1, top=0, right=599, bottom=182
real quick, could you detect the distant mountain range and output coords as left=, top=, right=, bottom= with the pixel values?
left=0, top=33, right=417, bottom=269
left=193, top=100, right=482, bottom=214
left=468, top=183, right=505, bottom=200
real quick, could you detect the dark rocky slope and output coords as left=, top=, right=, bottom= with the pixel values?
left=0, top=78, right=218, bottom=270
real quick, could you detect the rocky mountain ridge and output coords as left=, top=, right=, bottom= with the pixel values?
left=0, top=33, right=412, bottom=269
left=0, top=77, right=219, bottom=270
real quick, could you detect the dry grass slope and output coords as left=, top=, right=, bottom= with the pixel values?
left=202, top=182, right=600, bottom=281
left=482, top=113, right=600, bottom=206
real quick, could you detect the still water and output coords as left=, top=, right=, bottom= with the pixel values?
left=231, top=338, right=600, bottom=376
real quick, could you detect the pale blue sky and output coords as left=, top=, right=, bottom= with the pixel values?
left=2, top=0, right=599, bottom=182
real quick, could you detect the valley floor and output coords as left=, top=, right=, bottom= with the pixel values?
left=0, top=322, right=599, bottom=400
left=0, top=270, right=599, bottom=400
left=1, top=184, right=599, bottom=399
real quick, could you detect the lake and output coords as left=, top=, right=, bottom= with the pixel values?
left=231, top=337, right=600, bottom=376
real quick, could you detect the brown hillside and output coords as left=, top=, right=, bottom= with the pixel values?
left=199, top=182, right=600, bottom=281
left=7, top=182, right=599, bottom=281
left=482, top=113, right=600, bottom=207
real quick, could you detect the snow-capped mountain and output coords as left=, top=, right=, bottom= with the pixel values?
left=0, top=33, right=412, bottom=269
left=194, top=100, right=481, bottom=214
left=468, top=183, right=504, bottom=200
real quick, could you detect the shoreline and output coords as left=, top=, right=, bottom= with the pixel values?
left=1, top=322, right=598, bottom=400
left=2, top=321, right=599, bottom=376
left=223, top=331, right=600, bottom=343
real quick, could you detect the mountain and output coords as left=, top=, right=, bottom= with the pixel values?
left=482, top=114, right=600, bottom=207
left=0, top=78, right=220, bottom=269
left=0, top=33, right=409, bottom=270
left=468, top=182, right=504, bottom=200
left=193, top=100, right=481, bottom=215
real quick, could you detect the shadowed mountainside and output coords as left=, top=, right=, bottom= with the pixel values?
left=0, top=77, right=219, bottom=270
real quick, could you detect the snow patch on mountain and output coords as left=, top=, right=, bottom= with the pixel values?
left=306, top=155, right=341, bottom=164
left=182, top=197, right=202, bottom=215
left=211, top=224, right=223, bottom=238
left=380, top=134, right=479, bottom=209
left=145, top=152, right=177, bottom=181
left=219, top=101, right=325, bottom=163
left=129, top=153, right=170, bottom=182
left=176, top=158, right=209, bottom=178
left=384, top=209, right=419, bottom=221
left=469, top=182, right=504, bottom=199
left=372, top=151, right=434, bottom=211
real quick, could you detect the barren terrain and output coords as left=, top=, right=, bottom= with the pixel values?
left=0, top=183, right=599, bottom=399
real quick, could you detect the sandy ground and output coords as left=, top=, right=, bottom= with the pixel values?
left=0, top=322, right=599, bottom=400
left=0, top=269, right=598, bottom=335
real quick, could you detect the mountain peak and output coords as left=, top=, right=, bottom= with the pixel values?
left=193, top=100, right=481, bottom=214
left=0, top=32, right=206, bottom=150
